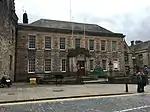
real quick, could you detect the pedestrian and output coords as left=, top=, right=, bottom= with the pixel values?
left=137, top=72, right=142, bottom=93
left=141, top=72, right=147, bottom=92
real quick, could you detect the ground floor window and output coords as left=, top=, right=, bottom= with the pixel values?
left=28, top=59, right=35, bottom=73
left=102, top=60, right=107, bottom=70
left=45, top=59, right=51, bottom=72
left=61, top=59, right=66, bottom=72
left=90, top=59, right=94, bottom=71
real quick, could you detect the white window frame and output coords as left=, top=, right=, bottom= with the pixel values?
left=89, top=39, right=94, bottom=51
left=44, top=36, right=51, bottom=50
left=28, top=35, right=36, bottom=50
left=44, top=59, right=51, bottom=73
left=61, top=59, right=66, bottom=72
left=28, top=59, right=35, bottom=73
left=75, top=38, right=81, bottom=48
left=112, top=40, right=118, bottom=52
left=59, top=37, right=66, bottom=50
left=90, top=58, right=95, bottom=72
left=100, top=40, right=107, bottom=51
left=102, top=59, right=107, bottom=71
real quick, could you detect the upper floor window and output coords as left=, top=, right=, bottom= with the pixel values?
left=45, top=59, right=51, bottom=72
left=28, top=59, right=35, bottom=73
left=45, top=36, right=51, bottom=49
left=89, top=40, right=94, bottom=51
left=60, top=38, right=66, bottom=50
left=29, top=35, right=36, bottom=49
left=138, top=54, right=143, bottom=66
left=75, top=39, right=81, bottom=48
left=45, top=36, right=51, bottom=50
left=112, top=41, right=117, bottom=51
left=101, top=40, right=106, bottom=51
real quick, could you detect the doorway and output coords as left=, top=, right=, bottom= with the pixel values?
left=78, top=61, right=85, bottom=76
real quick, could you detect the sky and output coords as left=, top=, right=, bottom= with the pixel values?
left=15, top=0, right=150, bottom=45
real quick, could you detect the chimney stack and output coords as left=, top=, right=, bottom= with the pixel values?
left=23, top=11, right=28, bottom=24
left=131, top=41, right=134, bottom=46
left=135, top=40, right=142, bottom=45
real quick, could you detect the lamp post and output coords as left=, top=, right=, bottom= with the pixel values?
left=108, top=61, right=113, bottom=83
left=132, top=56, right=136, bottom=73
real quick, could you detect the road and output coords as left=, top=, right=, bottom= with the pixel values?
left=0, top=93, right=150, bottom=112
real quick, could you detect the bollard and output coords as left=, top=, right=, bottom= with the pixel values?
left=125, top=83, right=128, bottom=92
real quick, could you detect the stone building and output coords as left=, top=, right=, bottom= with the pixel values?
left=0, top=0, right=18, bottom=81
left=130, top=40, right=150, bottom=72
left=16, top=19, right=125, bottom=81
left=124, top=40, right=134, bottom=74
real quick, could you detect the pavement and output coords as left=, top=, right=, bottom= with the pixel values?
left=0, top=83, right=150, bottom=104
left=1, top=93, right=150, bottom=112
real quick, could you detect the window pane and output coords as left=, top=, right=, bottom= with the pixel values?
left=139, top=54, right=143, bottom=66
left=75, top=39, right=80, bottom=48
left=90, top=59, right=94, bottom=70
left=102, top=60, right=107, bottom=70
left=45, top=59, right=51, bottom=71
left=60, top=38, right=65, bottom=49
left=62, top=59, right=66, bottom=71
left=89, top=40, right=94, bottom=50
left=101, top=40, right=106, bottom=51
left=112, top=41, right=117, bottom=51
left=45, top=37, right=51, bottom=49
left=28, top=59, right=35, bottom=72
left=29, top=36, right=35, bottom=49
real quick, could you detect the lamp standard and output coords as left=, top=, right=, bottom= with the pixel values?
left=108, top=61, right=113, bottom=83
left=132, top=56, right=136, bottom=73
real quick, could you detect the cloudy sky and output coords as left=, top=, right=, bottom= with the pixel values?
left=15, top=0, right=150, bottom=45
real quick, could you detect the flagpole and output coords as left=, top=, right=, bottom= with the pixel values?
left=72, top=17, right=74, bottom=48
left=70, top=0, right=72, bottom=21
left=83, top=18, right=86, bottom=48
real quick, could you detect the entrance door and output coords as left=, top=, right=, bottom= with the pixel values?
left=78, top=61, right=85, bottom=76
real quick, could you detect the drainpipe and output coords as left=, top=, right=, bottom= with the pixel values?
left=14, top=26, right=18, bottom=82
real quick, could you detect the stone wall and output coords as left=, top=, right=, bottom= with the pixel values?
left=0, top=0, right=17, bottom=81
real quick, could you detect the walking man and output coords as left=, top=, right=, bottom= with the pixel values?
left=137, top=72, right=142, bottom=93
left=141, top=72, right=147, bottom=92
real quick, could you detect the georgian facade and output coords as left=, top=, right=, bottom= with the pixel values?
left=15, top=19, right=125, bottom=81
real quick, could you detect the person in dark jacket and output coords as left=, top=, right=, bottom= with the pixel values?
left=137, top=72, right=142, bottom=93
left=1, top=76, right=6, bottom=84
left=141, top=72, right=147, bottom=92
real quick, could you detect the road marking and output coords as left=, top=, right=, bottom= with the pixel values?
left=0, top=93, right=138, bottom=106
left=113, top=105, right=150, bottom=112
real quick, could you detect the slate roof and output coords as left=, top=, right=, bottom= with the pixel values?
left=18, top=19, right=125, bottom=37
left=30, top=19, right=113, bottom=34
left=130, top=41, right=150, bottom=51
